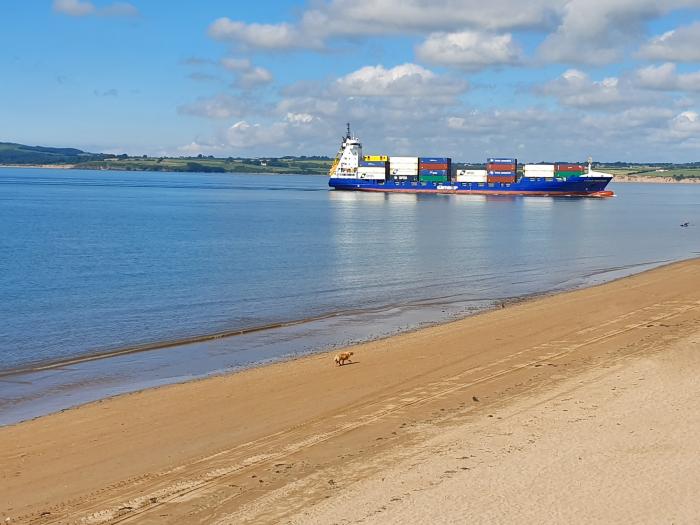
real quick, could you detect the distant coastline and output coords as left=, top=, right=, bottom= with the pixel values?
left=3, top=163, right=700, bottom=182
left=2, top=141, right=700, bottom=180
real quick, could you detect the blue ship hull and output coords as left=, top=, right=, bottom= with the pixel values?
left=329, top=176, right=613, bottom=197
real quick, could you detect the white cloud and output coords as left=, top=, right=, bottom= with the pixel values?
left=294, top=0, right=561, bottom=37
left=178, top=141, right=225, bottom=155
left=240, top=67, right=273, bottom=88
left=539, top=69, right=644, bottom=108
left=639, top=22, right=700, bottom=62
left=53, top=0, right=94, bottom=16
left=178, top=94, right=250, bottom=119
left=670, top=110, right=700, bottom=135
left=206, top=0, right=700, bottom=66
left=277, top=96, right=339, bottom=117
left=334, top=63, right=467, bottom=98
left=635, top=63, right=700, bottom=92
left=209, top=18, right=322, bottom=50
left=220, top=58, right=273, bottom=88
left=225, top=120, right=288, bottom=149
left=206, top=1, right=559, bottom=51
left=416, top=31, right=522, bottom=70
left=53, top=0, right=138, bottom=17
left=538, top=0, right=700, bottom=65
left=285, top=112, right=315, bottom=124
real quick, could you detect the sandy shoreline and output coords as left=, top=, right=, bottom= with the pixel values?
left=1, top=259, right=699, bottom=524
left=0, top=164, right=76, bottom=169
left=612, top=174, right=700, bottom=183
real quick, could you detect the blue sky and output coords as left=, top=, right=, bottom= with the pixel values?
left=2, top=1, right=700, bottom=161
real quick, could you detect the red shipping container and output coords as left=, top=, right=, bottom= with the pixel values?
left=487, top=163, right=517, bottom=171
left=418, top=162, right=449, bottom=170
left=555, top=164, right=585, bottom=171
left=487, top=175, right=516, bottom=183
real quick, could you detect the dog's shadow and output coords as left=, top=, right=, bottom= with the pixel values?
left=338, top=361, right=360, bottom=366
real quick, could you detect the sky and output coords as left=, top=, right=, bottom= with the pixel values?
left=2, top=1, right=700, bottom=161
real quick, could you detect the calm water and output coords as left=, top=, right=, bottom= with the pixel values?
left=1, top=168, right=699, bottom=423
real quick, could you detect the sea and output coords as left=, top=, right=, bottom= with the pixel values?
left=1, top=168, right=699, bottom=425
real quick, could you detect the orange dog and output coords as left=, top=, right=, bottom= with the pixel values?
left=334, top=351, right=354, bottom=366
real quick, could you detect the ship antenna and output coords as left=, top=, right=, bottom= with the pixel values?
left=346, top=122, right=351, bottom=139
left=587, top=156, right=593, bottom=174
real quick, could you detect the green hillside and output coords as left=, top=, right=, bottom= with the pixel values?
left=0, top=141, right=333, bottom=174
left=0, top=142, right=108, bottom=164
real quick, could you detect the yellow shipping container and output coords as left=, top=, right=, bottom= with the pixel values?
left=364, top=155, right=389, bottom=162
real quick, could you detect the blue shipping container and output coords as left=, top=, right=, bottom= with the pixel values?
left=487, top=170, right=517, bottom=175
left=358, top=160, right=387, bottom=167
left=487, top=158, right=517, bottom=164
left=419, top=157, right=451, bottom=163
left=419, top=169, right=448, bottom=176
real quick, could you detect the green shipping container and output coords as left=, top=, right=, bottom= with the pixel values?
left=555, top=171, right=585, bottom=178
left=419, top=175, right=448, bottom=182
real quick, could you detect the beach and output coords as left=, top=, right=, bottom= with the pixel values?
left=1, top=258, right=699, bottom=524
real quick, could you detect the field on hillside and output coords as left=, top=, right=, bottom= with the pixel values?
left=77, top=157, right=333, bottom=175
left=599, top=165, right=700, bottom=180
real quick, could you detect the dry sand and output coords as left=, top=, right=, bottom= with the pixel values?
left=612, top=174, right=700, bottom=184
left=1, top=259, right=699, bottom=524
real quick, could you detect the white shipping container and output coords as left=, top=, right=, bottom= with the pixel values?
left=358, top=168, right=386, bottom=180
left=357, top=167, right=387, bottom=174
left=390, top=168, right=418, bottom=175
left=456, top=175, right=487, bottom=183
left=455, top=169, right=487, bottom=183
left=456, top=169, right=487, bottom=176
left=523, top=164, right=555, bottom=171
left=389, top=156, right=419, bottom=164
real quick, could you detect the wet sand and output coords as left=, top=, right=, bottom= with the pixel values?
left=1, top=259, right=699, bottom=524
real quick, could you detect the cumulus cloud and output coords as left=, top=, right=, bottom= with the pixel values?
left=285, top=112, right=315, bottom=124
left=239, top=67, right=273, bottom=88
left=639, top=22, right=700, bottom=62
left=178, top=141, right=225, bottom=155
left=207, top=1, right=560, bottom=51
left=334, top=63, right=467, bottom=98
left=416, top=31, right=522, bottom=70
left=538, top=69, right=646, bottom=108
left=178, top=94, right=250, bottom=119
left=669, top=110, right=700, bottom=136
left=53, top=0, right=138, bottom=17
left=225, top=121, right=289, bottom=149
left=209, top=19, right=322, bottom=50
left=538, top=0, right=700, bottom=65
left=635, top=63, right=700, bottom=92
left=219, top=57, right=273, bottom=88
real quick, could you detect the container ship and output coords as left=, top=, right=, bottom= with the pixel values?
left=328, top=125, right=614, bottom=197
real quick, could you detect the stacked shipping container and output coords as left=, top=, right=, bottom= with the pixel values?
left=389, top=156, right=419, bottom=181
left=554, top=163, right=586, bottom=178
left=523, top=164, right=555, bottom=178
left=486, top=157, right=517, bottom=183
left=455, top=169, right=487, bottom=183
left=418, top=157, right=451, bottom=182
left=358, top=155, right=388, bottom=180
